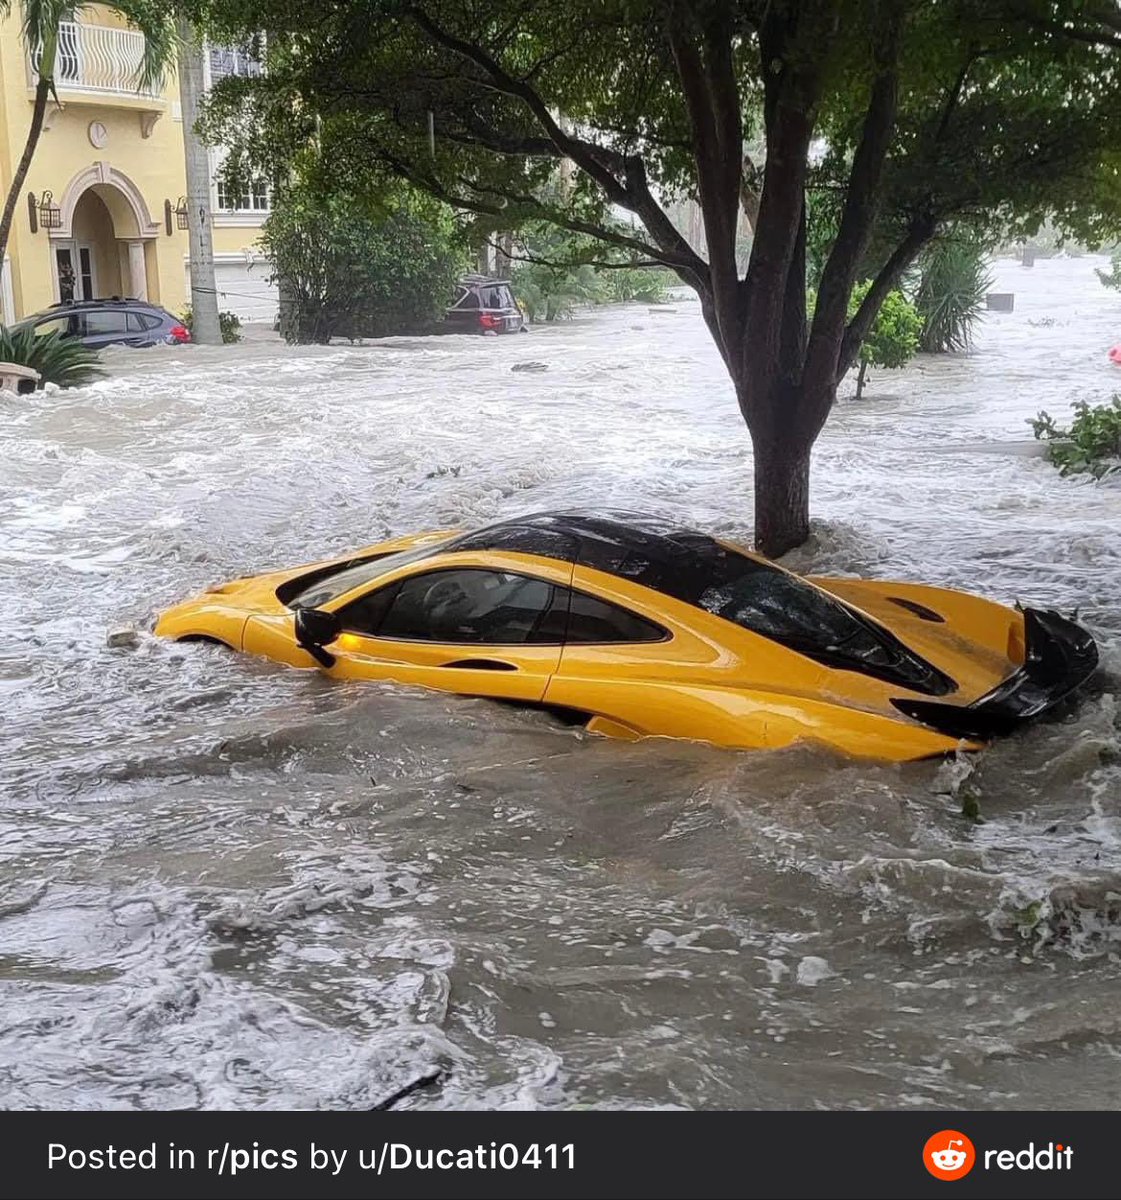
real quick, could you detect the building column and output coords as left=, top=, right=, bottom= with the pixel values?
left=1, top=256, right=14, bottom=324
left=127, top=240, right=148, bottom=301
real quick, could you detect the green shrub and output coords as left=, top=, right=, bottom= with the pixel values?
left=511, top=222, right=673, bottom=321
left=513, top=260, right=601, bottom=322
left=847, top=280, right=922, bottom=399
left=0, top=325, right=102, bottom=389
left=1096, top=250, right=1121, bottom=291
left=261, top=183, right=465, bottom=343
left=914, top=238, right=992, bottom=352
left=1031, top=397, right=1121, bottom=478
left=180, top=306, right=243, bottom=343
left=597, top=267, right=673, bottom=305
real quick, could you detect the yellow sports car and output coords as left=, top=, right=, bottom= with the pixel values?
left=155, top=510, right=1098, bottom=761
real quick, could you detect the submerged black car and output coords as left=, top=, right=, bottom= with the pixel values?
left=444, top=276, right=525, bottom=334
left=12, top=299, right=191, bottom=350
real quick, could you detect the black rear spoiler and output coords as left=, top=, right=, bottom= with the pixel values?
left=891, top=608, right=1099, bottom=742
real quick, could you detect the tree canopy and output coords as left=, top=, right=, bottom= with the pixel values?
left=191, top=0, right=1121, bottom=553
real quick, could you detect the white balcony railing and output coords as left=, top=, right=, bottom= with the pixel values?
left=33, top=21, right=160, bottom=98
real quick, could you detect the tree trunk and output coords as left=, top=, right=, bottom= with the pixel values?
left=276, top=274, right=298, bottom=341
left=177, top=20, right=222, bottom=345
left=752, top=436, right=812, bottom=559
left=855, top=356, right=868, bottom=400
left=494, top=231, right=514, bottom=277
left=0, top=42, right=55, bottom=272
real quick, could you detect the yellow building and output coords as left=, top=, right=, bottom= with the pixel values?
left=0, top=7, right=275, bottom=325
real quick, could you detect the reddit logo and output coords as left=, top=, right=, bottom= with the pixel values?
left=923, top=1130, right=976, bottom=1181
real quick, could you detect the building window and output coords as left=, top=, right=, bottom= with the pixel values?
left=207, top=43, right=263, bottom=84
left=207, top=40, right=268, bottom=213
left=215, top=176, right=270, bottom=213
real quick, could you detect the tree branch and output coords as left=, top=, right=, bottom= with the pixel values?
left=1020, top=14, right=1121, bottom=50
left=837, top=215, right=936, bottom=379
left=666, top=9, right=744, bottom=357
left=403, top=6, right=708, bottom=284
left=405, top=7, right=632, bottom=203
left=580, top=118, right=692, bottom=154
left=741, top=5, right=827, bottom=386
left=666, top=14, right=741, bottom=255
left=805, top=8, right=903, bottom=388
left=619, top=154, right=708, bottom=285
left=934, top=53, right=976, bottom=143
left=483, top=237, right=663, bottom=271
left=371, top=146, right=698, bottom=280
left=436, top=121, right=562, bottom=159
left=452, top=172, right=699, bottom=268
left=740, top=150, right=762, bottom=231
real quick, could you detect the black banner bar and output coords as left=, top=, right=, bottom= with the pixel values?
left=1, top=1111, right=1116, bottom=1200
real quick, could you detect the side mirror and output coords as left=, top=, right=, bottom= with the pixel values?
left=294, top=606, right=341, bottom=667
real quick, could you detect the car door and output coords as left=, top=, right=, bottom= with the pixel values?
left=542, top=573, right=788, bottom=745
left=123, top=310, right=159, bottom=347
left=80, top=308, right=132, bottom=349
left=322, top=565, right=567, bottom=702
left=445, top=285, right=479, bottom=332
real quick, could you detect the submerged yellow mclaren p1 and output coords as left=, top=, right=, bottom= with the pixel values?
left=155, top=511, right=1098, bottom=761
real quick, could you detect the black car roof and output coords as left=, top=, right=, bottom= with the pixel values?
left=446, top=510, right=763, bottom=603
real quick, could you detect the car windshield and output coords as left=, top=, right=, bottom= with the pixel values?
left=285, top=540, right=449, bottom=609
left=697, top=566, right=890, bottom=659
left=691, top=556, right=954, bottom=693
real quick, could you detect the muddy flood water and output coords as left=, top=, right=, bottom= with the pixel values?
left=2, top=256, right=1120, bottom=1110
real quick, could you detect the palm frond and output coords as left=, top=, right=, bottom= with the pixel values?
left=107, top=1, right=180, bottom=92
left=17, top=0, right=73, bottom=51
left=915, top=239, right=994, bottom=354
left=4, top=1, right=179, bottom=90
left=0, top=325, right=103, bottom=389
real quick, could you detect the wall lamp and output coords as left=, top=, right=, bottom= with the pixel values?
left=28, top=190, right=61, bottom=233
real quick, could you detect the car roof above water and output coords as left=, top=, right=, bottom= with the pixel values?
left=15, top=298, right=176, bottom=326
left=44, top=298, right=168, bottom=311
left=447, top=510, right=770, bottom=602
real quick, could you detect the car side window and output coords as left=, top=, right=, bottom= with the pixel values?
left=85, top=309, right=129, bottom=335
left=32, top=316, right=72, bottom=338
left=336, top=580, right=402, bottom=636
left=563, top=591, right=667, bottom=644
left=358, top=569, right=557, bottom=644
left=333, top=571, right=666, bottom=646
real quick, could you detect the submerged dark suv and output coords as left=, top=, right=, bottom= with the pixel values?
left=12, top=299, right=191, bottom=350
left=444, top=275, right=526, bottom=334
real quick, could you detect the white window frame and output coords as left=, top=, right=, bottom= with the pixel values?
left=204, top=39, right=270, bottom=220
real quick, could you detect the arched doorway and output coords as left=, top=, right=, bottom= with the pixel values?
left=51, top=165, right=162, bottom=304
left=60, top=190, right=120, bottom=301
